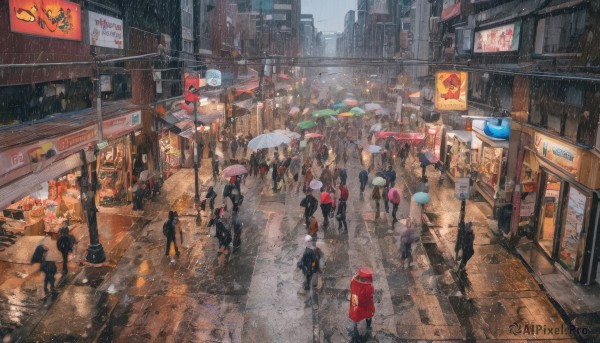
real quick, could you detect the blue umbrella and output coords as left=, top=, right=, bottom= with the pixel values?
left=332, top=102, right=346, bottom=109
left=413, top=192, right=431, bottom=204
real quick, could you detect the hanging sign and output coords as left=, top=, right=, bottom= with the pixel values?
left=474, top=22, right=521, bottom=53
left=206, top=69, right=222, bottom=87
left=455, top=177, right=470, bottom=199
left=88, top=11, right=123, bottom=49
left=435, top=71, right=468, bottom=111
left=534, top=133, right=581, bottom=175
left=9, top=0, right=82, bottom=41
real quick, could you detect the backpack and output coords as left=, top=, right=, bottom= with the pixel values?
left=57, top=235, right=73, bottom=253
left=162, top=220, right=170, bottom=237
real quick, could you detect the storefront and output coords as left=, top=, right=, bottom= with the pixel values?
left=425, top=123, right=444, bottom=160
left=96, top=111, right=143, bottom=206
left=158, top=129, right=183, bottom=179
left=444, top=130, right=475, bottom=182
left=472, top=127, right=509, bottom=208
left=517, top=132, right=600, bottom=284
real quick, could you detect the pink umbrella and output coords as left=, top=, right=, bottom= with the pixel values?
left=305, top=133, right=324, bottom=139
left=289, top=106, right=300, bottom=115
left=388, top=188, right=401, bottom=204
left=221, top=164, right=248, bottom=177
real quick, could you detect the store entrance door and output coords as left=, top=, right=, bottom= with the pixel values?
left=537, top=172, right=562, bottom=257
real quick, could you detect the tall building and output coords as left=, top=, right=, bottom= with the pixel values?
left=301, top=14, right=316, bottom=57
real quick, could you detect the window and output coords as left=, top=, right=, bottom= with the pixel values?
left=535, top=8, right=588, bottom=54
left=529, top=80, right=599, bottom=147
left=182, top=39, right=194, bottom=53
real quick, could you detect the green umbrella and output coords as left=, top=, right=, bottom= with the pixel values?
left=372, top=177, right=386, bottom=186
left=312, top=109, right=337, bottom=118
left=350, top=107, right=366, bottom=116
left=297, top=120, right=317, bottom=129
left=326, top=117, right=339, bottom=126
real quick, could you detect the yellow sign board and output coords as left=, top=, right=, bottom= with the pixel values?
left=435, top=71, right=468, bottom=111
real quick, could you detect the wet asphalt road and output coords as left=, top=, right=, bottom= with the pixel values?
left=2, top=150, right=578, bottom=342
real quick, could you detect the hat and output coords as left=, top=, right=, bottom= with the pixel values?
left=357, top=266, right=373, bottom=280
left=304, top=235, right=313, bottom=243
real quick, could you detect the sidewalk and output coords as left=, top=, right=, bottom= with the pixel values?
left=0, top=162, right=214, bottom=342
left=401, top=156, right=599, bottom=342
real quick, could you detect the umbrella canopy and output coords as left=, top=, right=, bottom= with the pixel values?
left=309, top=179, right=323, bottom=190
left=222, top=164, right=248, bottom=177
left=305, top=133, right=324, bottom=139
left=364, top=103, right=382, bottom=111
left=375, top=108, right=391, bottom=116
left=248, top=132, right=291, bottom=150
left=273, top=129, right=301, bottom=139
left=338, top=112, right=354, bottom=118
left=332, top=102, right=346, bottom=109
left=375, top=131, right=397, bottom=139
left=367, top=145, right=382, bottom=153
left=289, top=106, right=300, bottom=115
left=350, top=107, right=366, bottom=115
left=299, top=140, right=308, bottom=149
left=302, top=107, right=311, bottom=115
left=312, top=109, right=337, bottom=118
left=413, top=192, right=431, bottom=204
left=370, top=123, right=383, bottom=132
left=343, top=99, right=359, bottom=106
left=372, top=177, right=386, bottom=186
left=388, top=188, right=401, bottom=204
left=326, top=117, right=339, bottom=126
left=297, top=120, right=317, bottom=129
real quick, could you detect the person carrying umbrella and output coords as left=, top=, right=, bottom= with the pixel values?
left=400, top=218, right=419, bottom=268
left=320, top=188, right=333, bottom=230
left=372, top=185, right=382, bottom=219
left=388, top=187, right=402, bottom=223
left=336, top=183, right=349, bottom=232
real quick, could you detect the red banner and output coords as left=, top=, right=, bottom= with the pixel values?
left=184, top=72, right=201, bottom=102
left=9, top=0, right=82, bottom=41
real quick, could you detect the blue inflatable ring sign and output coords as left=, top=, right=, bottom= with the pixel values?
left=483, top=118, right=510, bottom=139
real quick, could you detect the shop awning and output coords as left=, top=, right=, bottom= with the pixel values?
left=393, top=132, right=426, bottom=142
left=475, top=0, right=541, bottom=28
left=473, top=127, right=509, bottom=148
left=0, top=153, right=83, bottom=209
left=536, top=0, right=587, bottom=15
left=447, top=130, right=472, bottom=143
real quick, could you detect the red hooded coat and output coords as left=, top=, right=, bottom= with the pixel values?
left=349, top=267, right=375, bottom=322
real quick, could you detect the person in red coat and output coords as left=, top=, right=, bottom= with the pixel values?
left=349, top=266, right=375, bottom=330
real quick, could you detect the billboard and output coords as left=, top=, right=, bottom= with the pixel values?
left=474, top=22, right=521, bottom=53
left=369, top=0, right=389, bottom=15
left=88, top=11, right=123, bottom=49
left=435, top=71, right=468, bottom=111
left=441, top=0, right=460, bottom=21
left=184, top=73, right=201, bottom=102
left=9, top=0, right=82, bottom=41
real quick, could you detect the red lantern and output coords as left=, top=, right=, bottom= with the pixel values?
left=184, top=72, right=200, bottom=102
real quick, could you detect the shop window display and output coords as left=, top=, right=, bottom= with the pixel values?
left=538, top=174, right=561, bottom=255
left=159, top=131, right=182, bottom=179
left=98, top=143, right=128, bottom=205
left=478, top=145, right=502, bottom=190
left=559, top=187, right=587, bottom=270
left=447, top=136, right=470, bottom=178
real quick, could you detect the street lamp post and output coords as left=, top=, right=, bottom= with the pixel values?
left=193, top=100, right=200, bottom=202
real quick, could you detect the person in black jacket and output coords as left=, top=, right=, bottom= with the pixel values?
left=164, top=211, right=180, bottom=256
left=298, top=235, right=321, bottom=290
left=359, top=170, right=368, bottom=194
left=301, top=191, right=319, bottom=227
left=215, top=218, right=232, bottom=255
left=56, top=225, right=76, bottom=274
left=41, top=260, right=58, bottom=295
left=456, top=222, right=475, bottom=274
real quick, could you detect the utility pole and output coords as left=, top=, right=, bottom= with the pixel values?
left=257, top=1, right=265, bottom=134
left=193, top=99, right=200, bottom=202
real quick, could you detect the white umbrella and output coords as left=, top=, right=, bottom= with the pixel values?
left=367, top=145, right=382, bottom=153
left=370, top=123, right=383, bottom=132
left=309, top=179, right=323, bottom=190
left=364, top=103, right=382, bottom=111
left=375, top=108, right=391, bottom=116
left=274, top=129, right=301, bottom=139
left=248, top=132, right=291, bottom=150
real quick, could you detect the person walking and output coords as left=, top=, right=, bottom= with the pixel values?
left=205, top=186, right=217, bottom=214
left=289, top=155, right=301, bottom=192
left=41, top=259, right=58, bottom=295
left=339, top=167, right=348, bottom=186
left=308, top=215, right=319, bottom=240
left=385, top=165, right=396, bottom=188
left=249, top=152, right=259, bottom=177
left=232, top=217, right=243, bottom=252
left=56, top=225, right=76, bottom=274
left=320, top=188, right=333, bottom=230
left=271, top=156, right=280, bottom=192
left=301, top=191, right=319, bottom=227
left=382, top=184, right=390, bottom=214
left=163, top=211, right=180, bottom=256
left=215, top=217, right=232, bottom=256
left=457, top=222, right=475, bottom=274
left=211, top=157, right=220, bottom=180
left=298, top=235, right=321, bottom=290
left=359, top=169, right=368, bottom=194
left=349, top=267, right=375, bottom=332
left=230, top=137, right=238, bottom=158
left=372, top=185, right=382, bottom=219
left=400, top=218, right=419, bottom=269
left=388, top=187, right=401, bottom=223
left=336, top=183, right=349, bottom=232
left=303, top=161, right=314, bottom=194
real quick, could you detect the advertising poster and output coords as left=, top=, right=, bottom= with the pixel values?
left=441, top=0, right=461, bottom=21
left=560, top=188, right=586, bottom=269
left=184, top=73, right=201, bottom=102
left=435, top=71, right=468, bottom=111
left=206, top=69, right=222, bottom=87
left=88, top=11, right=123, bottom=49
left=534, top=133, right=581, bottom=175
left=9, top=0, right=82, bottom=41
left=474, top=22, right=521, bottom=53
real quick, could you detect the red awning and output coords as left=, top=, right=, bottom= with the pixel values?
left=393, top=132, right=426, bottom=142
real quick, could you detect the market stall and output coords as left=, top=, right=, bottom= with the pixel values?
left=445, top=130, right=475, bottom=182
left=472, top=127, right=509, bottom=208
left=97, top=138, right=131, bottom=206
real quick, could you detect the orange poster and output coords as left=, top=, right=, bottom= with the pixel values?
left=435, top=71, right=468, bottom=111
left=9, top=0, right=82, bottom=41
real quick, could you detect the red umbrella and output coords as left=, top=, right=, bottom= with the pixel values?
left=305, top=133, right=324, bottom=139
left=221, top=164, right=248, bottom=177
left=388, top=188, right=401, bottom=204
left=375, top=131, right=397, bottom=139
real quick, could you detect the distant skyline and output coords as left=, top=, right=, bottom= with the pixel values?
left=302, top=0, right=357, bottom=33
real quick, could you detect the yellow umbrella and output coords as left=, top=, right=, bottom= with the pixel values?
left=338, top=112, right=354, bottom=117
